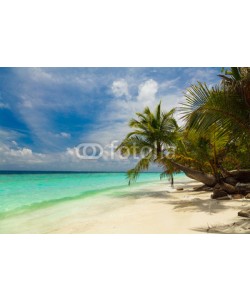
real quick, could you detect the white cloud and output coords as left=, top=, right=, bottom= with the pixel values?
left=0, top=142, right=45, bottom=165
left=0, top=141, right=81, bottom=169
left=91, top=77, right=187, bottom=158
left=1, top=68, right=220, bottom=171
left=111, top=79, right=130, bottom=98
left=105, top=79, right=160, bottom=123
left=66, top=148, right=74, bottom=156
left=81, top=83, right=176, bottom=162
left=66, top=147, right=77, bottom=157
left=159, top=78, right=179, bottom=90
left=10, top=147, right=32, bottom=157
left=26, top=68, right=54, bottom=83
left=137, top=79, right=158, bottom=104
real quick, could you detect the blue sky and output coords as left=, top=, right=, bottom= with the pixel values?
left=0, top=67, right=221, bottom=171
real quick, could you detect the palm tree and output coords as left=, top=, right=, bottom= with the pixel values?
left=181, top=68, right=250, bottom=141
left=117, top=102, right=232, bottom=188
left=177, top=67, right=250, bottom=191
left=167, top=128, right=237, bottom=188
left=219, top=67, right=250, bottom=108
left=118, top=68, right=250, bottom=193
left=116, top=102, right=179, bottom=185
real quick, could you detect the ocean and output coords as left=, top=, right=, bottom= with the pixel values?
left=0, top=171, right=186, bottom=217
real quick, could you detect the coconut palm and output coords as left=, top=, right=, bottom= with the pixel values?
left=181, top=68, right=250, bottom=141
left=177, top=67, right=250, bottom=191
left=168, top=128, right=238, bottom=187
left=117, top=102, right=235, bottom=188
left=219, top=67, right=250, bottom=108
left=119, top=68, right=250, bottom=194
left=116, top=102, right=179, bottom=185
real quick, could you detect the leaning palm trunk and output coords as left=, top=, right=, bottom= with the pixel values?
left=228, top=169, right=250, bottom=183
left=170, top=161, right=250, bottom=195
left=170, top=160, right=217, bottom=187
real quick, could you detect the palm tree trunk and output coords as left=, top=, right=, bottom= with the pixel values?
left=170, top=160, right=217, bottom=187
left=228, top=169, right=250, bottom=183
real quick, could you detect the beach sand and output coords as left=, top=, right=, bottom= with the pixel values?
left=0, top=179, right=249, bottom=234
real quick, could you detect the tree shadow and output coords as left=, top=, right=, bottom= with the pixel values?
left=112, top=187, right=241, bottom=215
left=159, top=198, right=239, bottom=214
left=113, top=190, right=173, bottom=200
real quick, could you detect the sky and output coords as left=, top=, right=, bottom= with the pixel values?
left=0, top=67, right=221, bottom=171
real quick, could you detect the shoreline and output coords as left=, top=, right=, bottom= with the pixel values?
left=0, top=179, right=249, bottom=233
left=0, top=177, right=164, bottom=220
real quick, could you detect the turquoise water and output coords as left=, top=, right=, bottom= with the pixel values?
left=0, top=172, right=186, bottom=217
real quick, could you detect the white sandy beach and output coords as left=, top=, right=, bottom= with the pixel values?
left=0, top=179, right=249, bottom=234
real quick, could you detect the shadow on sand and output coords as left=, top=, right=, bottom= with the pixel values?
left=112, top=190, right=172, bottom=200
left=161, top=198, right=234, bottom=214
left=111, top=184, right=250, bottom=233
left=113, top=186, right=240, bottom=215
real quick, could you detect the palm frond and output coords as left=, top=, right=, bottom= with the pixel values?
left=180, top=82, right=250, bottom=138
left=127, top=153, right=154, bottom=184
left=116, top=102, right=179, bottom=183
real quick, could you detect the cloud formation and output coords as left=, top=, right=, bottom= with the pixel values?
left=111, top=79, right=130, bottom=99
left=0, top=67, right=221, bottom=170
left=137, top=79, right=158, bottom=104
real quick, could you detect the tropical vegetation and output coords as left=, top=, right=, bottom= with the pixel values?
left=116, top=68, right=250, bottom=198
left=116, top=103, right=179, bottom=185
